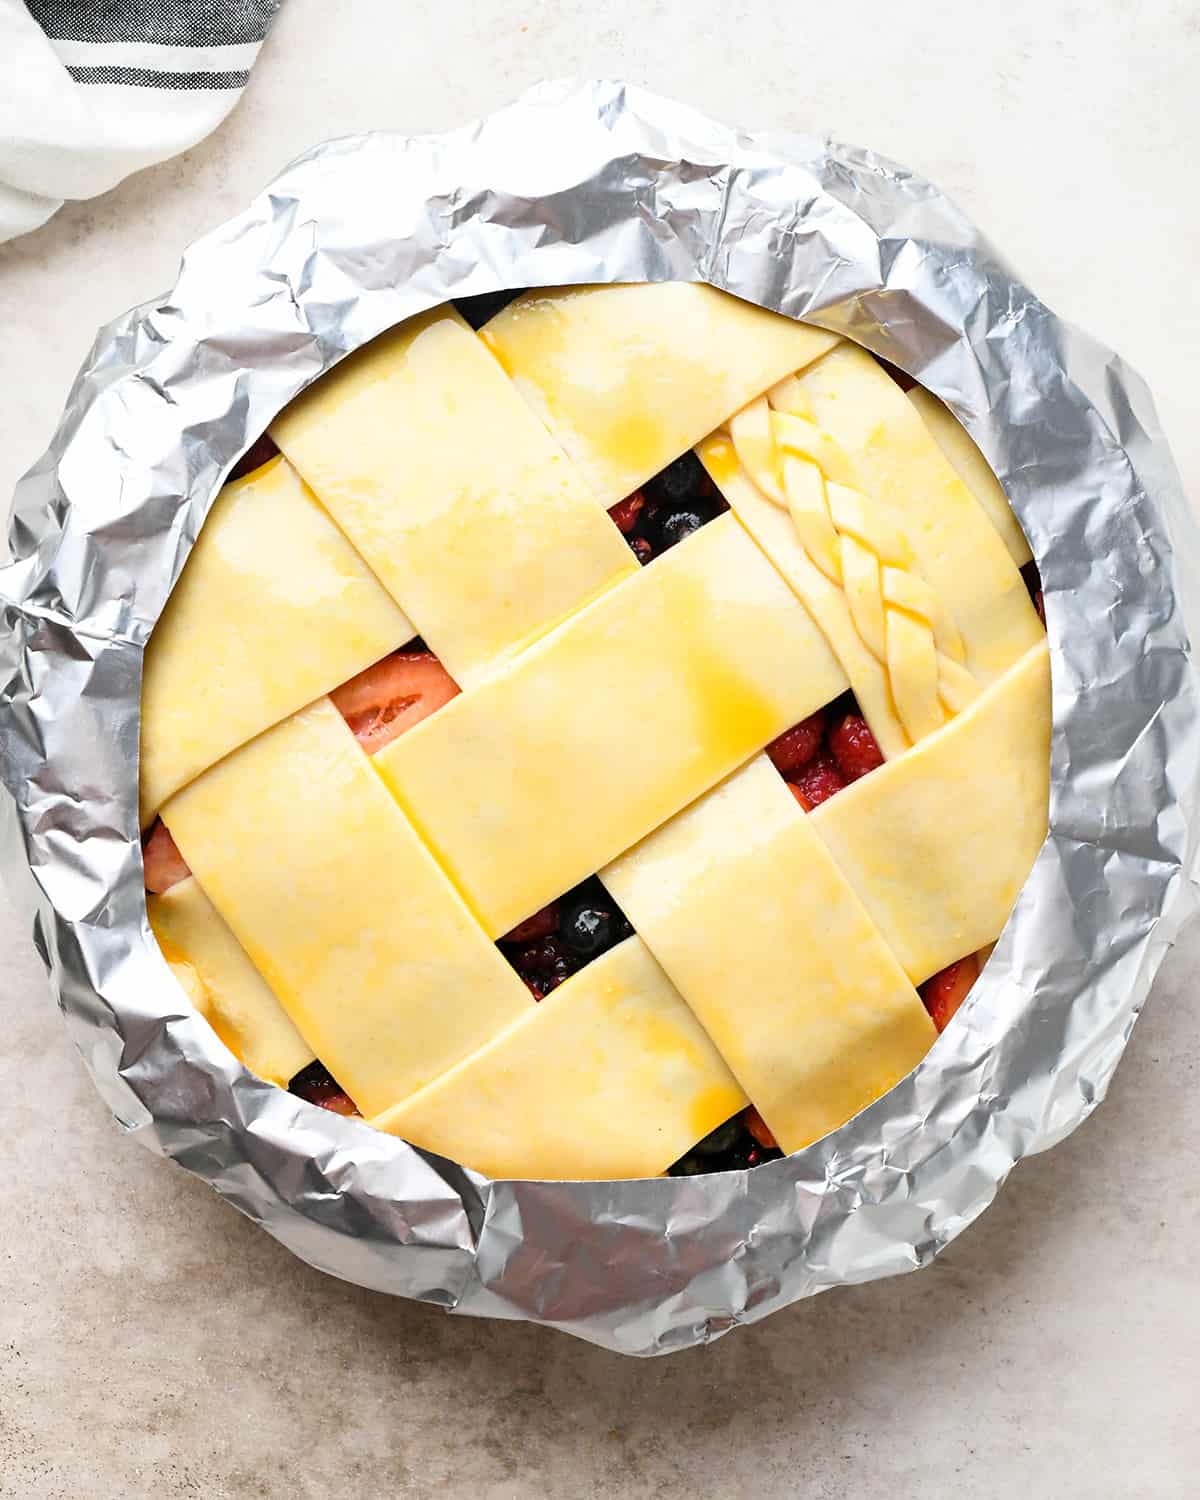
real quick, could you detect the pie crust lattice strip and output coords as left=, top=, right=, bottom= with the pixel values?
left=141, top=282, right=1050, bottom=1180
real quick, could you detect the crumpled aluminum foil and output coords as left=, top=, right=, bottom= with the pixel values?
left=2, top=80, right=1197, bottom=1357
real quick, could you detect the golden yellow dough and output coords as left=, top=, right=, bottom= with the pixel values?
left=271, top=304, right=636, bottom=688
left=699, top=431, right=911, bottom=758
left=812, top=640, right=1051, bottom=984
left=481, top=283, right=840, bottom=506
left=375, top=513, right=848, bottom=939
left=797, top=343, right=1042, bottom=685
left=603, top=756, right=936, bottom=1153
left=148, top=876, right=315, bottom=1086
left=140, top=456, right=413, bottom=823
left=905, top=386, right=1034, bottom=567
left=374, top=938, right=747, bottom=1179
left=161, top=698, right=533, bottom=1116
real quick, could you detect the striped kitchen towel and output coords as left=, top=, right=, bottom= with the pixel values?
left=0, top=0, right=283, bottom=243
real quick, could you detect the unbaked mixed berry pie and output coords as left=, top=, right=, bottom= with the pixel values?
left=139, top=282, right=1050, bottom=1179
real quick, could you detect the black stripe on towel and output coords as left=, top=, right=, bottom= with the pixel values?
left=66, top=65, right=251, bottom=88
left=27, top=0, right=278, bottom=47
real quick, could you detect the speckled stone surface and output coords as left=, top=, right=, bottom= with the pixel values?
left=1, top=4, right=1198, bottom=1495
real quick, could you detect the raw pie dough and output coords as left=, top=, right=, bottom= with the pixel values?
left=141, top=282, right=1049, bottom=1179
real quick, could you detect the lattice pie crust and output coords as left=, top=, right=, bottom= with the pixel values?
left=141, top=283, right=1049, bottom=1179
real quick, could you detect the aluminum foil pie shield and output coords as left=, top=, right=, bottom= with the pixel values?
left=1, top=80, right=1197, bottom=1357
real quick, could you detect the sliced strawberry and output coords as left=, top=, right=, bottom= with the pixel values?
left=501, top=902, right=560, bottom=944
left=787, top=754, right=846, bottom=812
left=608, top=491, right=646, bottom=534
left=143, top=820, right=191, bottom=894
left=828, top=713, right=884, bottom=783
left=316, top=1090, right=360, bottom=1117
left=920, top=954, right=980, bottom=1032
left=289, top=1062, right=361, bottom=1117
left=767, top=712, right=826, bottom=777
left=743, top=1105, right=778, bottom=1150
left=330, top=650, right=459, bottom=755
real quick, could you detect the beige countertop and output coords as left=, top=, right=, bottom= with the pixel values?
left=1, top=3, right=1197, bottom=1495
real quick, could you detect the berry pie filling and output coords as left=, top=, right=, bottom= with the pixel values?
left=497, top=877, right=635, bottom=998
left=140, top=282, right=1050, bottom=1180
left=606, top=452, right=731, bottom=567
left=327, top=643, right=459, bottom=755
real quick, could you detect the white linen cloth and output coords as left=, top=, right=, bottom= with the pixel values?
left=0, top=0, right=281, bottom=242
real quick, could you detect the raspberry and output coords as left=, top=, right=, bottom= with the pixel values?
left=501, top=902, right=560, bottom=944
left=512, top=937, right=578, bottom=995
left=608, top=491, right=646, bottom=534
left=828, top=714, right=883, bottom=782
left=517, top=942, right=576, bottom=998
left=514, top=937, right=568, bottom=975
left=787, top=754, right=846, bottom=811
left=920, top=956, right=979, bottom=1032
left=766, top=712, right=826, bottom=776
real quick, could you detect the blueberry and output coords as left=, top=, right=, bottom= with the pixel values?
left=629, top=535, right=654, bottom=565
left=560, top=901, right=616, bottom=956
left=692, top=1117, right=745, bottom=1157
left=666, top=1113, right=786, bottom=1175
left=655, top=453, right=704, bottom=506
left=667, top=1155, right=707, bottom=1177
left=657, top=509, right=706, bottom=550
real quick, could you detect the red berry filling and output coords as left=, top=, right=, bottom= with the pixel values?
left=288, top=1061, right=360, bottom=1117
left=766, top=711, right=825, bottom=776
left=501, top=902, right=560, bottom=944
left=788, top=754, right=847, bottom=811
left=330, top=647, right=460, bottom=755
left=743, top=1106, right=778, bottom=1150
left=143, top=820, right=191, bottom=894
left=607, top=491, right=646, bottom=534
left=919, top=954, right=980, bottom=1032
left=827, top=713, right=884, bottom=783
left=768, top=697, right=883, bottom=812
